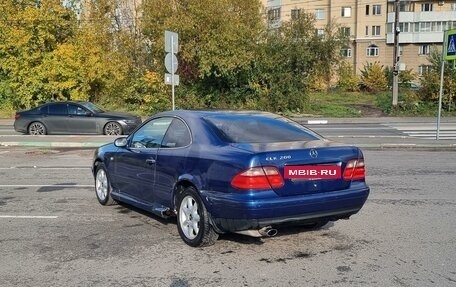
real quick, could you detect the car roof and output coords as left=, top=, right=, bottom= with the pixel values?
left=154, top=110, right=280, bottom=120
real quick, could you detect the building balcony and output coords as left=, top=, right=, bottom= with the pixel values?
left=386, top=32, right=445, bottom=44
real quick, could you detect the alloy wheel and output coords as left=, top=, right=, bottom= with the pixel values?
left=179, top=195, right=201, bottom=240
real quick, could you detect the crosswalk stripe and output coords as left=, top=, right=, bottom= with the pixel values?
left=384, top=123, right=456, bottom=140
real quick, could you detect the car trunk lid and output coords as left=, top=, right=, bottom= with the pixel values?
left=231, top=140, right=363, bottom=196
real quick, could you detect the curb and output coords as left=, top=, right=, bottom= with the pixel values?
left=0, top=142, right=105, bottom=148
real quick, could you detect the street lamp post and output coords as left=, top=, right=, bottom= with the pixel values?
left=392, top=0, right=400, bottom=107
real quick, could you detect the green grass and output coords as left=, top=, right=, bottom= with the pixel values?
left=1, top=90, right=455, bottom=118
left=300, top=92, right=379, bottom=117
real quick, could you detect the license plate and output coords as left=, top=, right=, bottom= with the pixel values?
left=284, top=165, right=341, bottom=179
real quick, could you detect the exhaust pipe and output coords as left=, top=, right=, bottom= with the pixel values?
left=234, top=226, right=278, bottom=238
left=259, top=226, right=278, bottom=237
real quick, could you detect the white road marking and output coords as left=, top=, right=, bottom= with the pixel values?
left=0, top=167, right=89, bottom=170
left=307, top=120, right=328, bottom=124
left=0, top=184, right=92, bottom=187
left=0, top=215, right=58, bottom=219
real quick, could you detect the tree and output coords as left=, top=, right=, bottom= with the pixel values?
left=418, top=49, right=456, bottom=110
left=141, top=0, right=263, bottom=80
left=360, top=62, right=388, bottom=93
left=337, top=61, right=359, bottom=92
left=0, top=0, right=77, bottom=108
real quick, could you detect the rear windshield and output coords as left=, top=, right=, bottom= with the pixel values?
left=204, top=114, right=320, bottom=143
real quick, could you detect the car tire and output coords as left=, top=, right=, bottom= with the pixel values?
left=28, top=122, right=47, bottom=135
left=95, top=163, right=117, bottom=206
left=104, top=121, right=123, bottom=135
left=177, top=186, right=219, bottom=247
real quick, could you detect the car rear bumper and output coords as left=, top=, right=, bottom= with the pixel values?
left=201, top=182, right=369, bottom=232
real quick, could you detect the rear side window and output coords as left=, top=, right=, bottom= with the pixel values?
left=35, top=106, right=48, bottom=114
left=48, top=103, right=68, bottom=115
left=204, top=114, right=320, bottom=143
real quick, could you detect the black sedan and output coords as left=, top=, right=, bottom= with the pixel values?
left=14, top=101, right=142, bottom=135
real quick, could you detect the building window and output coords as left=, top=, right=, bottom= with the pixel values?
left=372, top=26, right=381, bottom=36
left=268, top=8, right=281, bottom=21
left=418, top=22, right=432, bottom=32
left=421, top=3, right=433, bottom=12
left=419, top=65, right=432, bottom=76
left=432, top=22, right=443, bottom=32
left=341, top=47, right=352, bottom=57
left=365, top=26, right=369, bottom=36
left=419, top=44, right=431, bottom=55
left=340, top=27, right=351, bottom=37
left=316, top=29, right=325, bottom=36
left=373, top=5, right=381, bottom=15
left=291, top=8, right=301, bottom=20
left=315, top=8, right=325, bottom=20
left=452, top=4, right=456, bottom=11
left=341, top=7, right=351, bottom=17
left=399, top=23, right=410, bottom=33
left=366, top=5, right=370, bottom=15
left=399, top=2, right=411, bottom=12
left=367, top=45, right=379, bottom=57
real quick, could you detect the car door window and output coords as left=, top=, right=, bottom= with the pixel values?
left=130, top=117, right=173, bottom=149
left=68, top=104, right=88, bottom=116
left=162, top=119, right=191, bottom=148
left=48, top=103, right=68, bottom=115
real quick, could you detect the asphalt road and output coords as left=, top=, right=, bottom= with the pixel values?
left=2, top=118, right=456, bottom=149
left=0, top=147, right=455, bottom=286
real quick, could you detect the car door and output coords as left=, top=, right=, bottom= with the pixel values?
left=154, top=118, right=192, bottom=207
left=43, top=103, right=69, bottom=133
left=67, top=103, right=97, bottom=134
left=110, top=117, right=173, bottom=203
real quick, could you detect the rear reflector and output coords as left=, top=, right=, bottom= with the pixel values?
left=231, top=166, right=284, bottom=190
left=343, top=159, right=365, bottom=181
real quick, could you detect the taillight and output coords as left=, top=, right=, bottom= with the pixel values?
left=343, top=159, right=365, bottom=181
left=231, top=166, right=284, bottom=190
left=15, top=114, right=20, bottom=120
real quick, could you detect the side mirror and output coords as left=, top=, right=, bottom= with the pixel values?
left=114, top=137, right=128, bottom=148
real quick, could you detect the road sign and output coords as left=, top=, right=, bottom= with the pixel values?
left=444, top=29, right=456, bottom=60
left=165, top=31, right=178, bottom=54
left=165, top=74, right=179, bottom=86
left=165, top=53, right=178, bottom=74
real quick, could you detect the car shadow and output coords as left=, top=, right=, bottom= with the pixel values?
left=113, top=202, right=336, bottom=246
left=218, top=221, right=335, bottom=245
left=114, top=201, right=173, bottom=226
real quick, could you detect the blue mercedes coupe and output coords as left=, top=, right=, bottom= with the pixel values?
left=92, top=110, right=369, bottom=247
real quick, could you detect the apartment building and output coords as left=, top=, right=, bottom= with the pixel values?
left=263, top=0, right=456, bottom=77
left=67, top=0, right=142, bottom=33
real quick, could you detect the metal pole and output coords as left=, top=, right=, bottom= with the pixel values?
left=171, top=37, right=175, bottom=111
left=437, top=31, right=447, bottom=140
left=392, top=0, right=400, bottom=106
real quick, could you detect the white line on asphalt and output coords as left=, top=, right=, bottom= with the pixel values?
left=0, top=184, right=92, bottom=187
left=333, top=135, right=409, bottom=138
left=0, top=167, right=89, bottom=170
left=307, top=120, right=328, bottom=124
left=0, top=215, right=58, bottom=219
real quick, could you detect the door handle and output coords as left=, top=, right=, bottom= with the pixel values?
left=145, top=159, right=156, bottom=165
